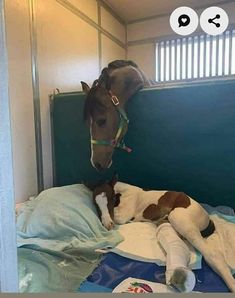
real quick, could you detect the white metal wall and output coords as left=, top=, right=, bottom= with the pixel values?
left=127, top=2, right=235, bottom=81
left=5, top=0, right=38, bottom=204
left=5, top=0, right=126, bottom=203
left=0, top=0, right=18, bottom=291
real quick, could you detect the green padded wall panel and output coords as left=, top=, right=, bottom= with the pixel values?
left=52, top=80, right=235, bottom=208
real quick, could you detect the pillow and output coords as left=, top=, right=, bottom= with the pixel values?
left=17, top=184, right=123, bottom=251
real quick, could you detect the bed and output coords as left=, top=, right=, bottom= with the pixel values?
left=17, top=79, right=235, bottom=292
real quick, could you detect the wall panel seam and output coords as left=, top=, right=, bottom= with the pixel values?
left=98, top=0, right=126, bottom=25
left=97, top=0, right=102, bottom=72
left=127, top=0, right=235, bottom=24
left=56, top=0, right=126, bottom=49
left=28, top=0, right=44, bottom=192
left=125, top=22, right=128, bottom=59
left=127, top=23, right=235, bottom=46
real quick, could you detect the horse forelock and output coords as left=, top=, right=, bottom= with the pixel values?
left=83, top=86, right=107, bottom=122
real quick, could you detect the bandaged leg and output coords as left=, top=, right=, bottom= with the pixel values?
left=156, top=222, right=196, bottom=292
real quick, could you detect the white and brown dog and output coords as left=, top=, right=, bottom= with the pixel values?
left=87, top=176, right=235, bottom=293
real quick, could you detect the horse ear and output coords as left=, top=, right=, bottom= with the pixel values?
left=81, top=81, right=90, bottom=94
left=98, top=67, right=111, bottom=89
left=109, top=174, right=118, bottom=187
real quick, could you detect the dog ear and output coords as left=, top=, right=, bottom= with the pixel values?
left=81, top=81, right=90, bottom=94
left=109, top=173, right=118, bottom=187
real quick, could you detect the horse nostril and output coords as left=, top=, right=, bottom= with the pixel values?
left=94, top=163, right=103, bottom=171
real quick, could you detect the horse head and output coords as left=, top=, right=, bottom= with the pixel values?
left=82, top=61, right=146, bottom=171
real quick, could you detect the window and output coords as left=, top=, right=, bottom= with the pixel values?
left=156, top=29, right=235, bottom=82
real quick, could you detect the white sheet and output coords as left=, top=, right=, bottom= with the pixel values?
left=100, top=221, right=201, bottom=269
left=99, top=212, right=235, bottom=271
left=208, top=214, right=235, bottom=271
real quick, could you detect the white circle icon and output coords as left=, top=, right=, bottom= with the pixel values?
left=200, top=7, right=229, bottom=36
left=170, top=7, right=199, bottom=36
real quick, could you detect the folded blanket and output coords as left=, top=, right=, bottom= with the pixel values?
left=208, top=213, right=235, bottom=272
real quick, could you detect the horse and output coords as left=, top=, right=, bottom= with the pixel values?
left=85, top=176, right=235, bottom=293
left=84, top=178, right=121, bottom=231
left=81, top=60, right=152, bottom=171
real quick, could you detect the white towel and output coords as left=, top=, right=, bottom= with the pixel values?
left=105, top=214, right=235, bottom=272
left=105, top=222, right=201, bottom=269
left=208, top=214, right=235, bottom=271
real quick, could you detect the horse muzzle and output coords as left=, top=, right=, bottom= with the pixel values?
left=91, top=158, right=113, bottom=172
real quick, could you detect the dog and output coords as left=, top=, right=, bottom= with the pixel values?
left=86, top=176, right=235, bottom=293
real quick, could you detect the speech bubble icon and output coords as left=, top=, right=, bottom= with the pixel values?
left=178, top=14, right=191, bottom=27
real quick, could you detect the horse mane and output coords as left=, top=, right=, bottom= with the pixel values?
left=83, top=60, right=150, bottom=122
left=107, top=60, right=138, bottom=70
left=108, top=60, right=152, bottom=86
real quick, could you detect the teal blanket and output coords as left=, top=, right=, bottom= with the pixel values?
left=17, top=184, right=123, bottom=292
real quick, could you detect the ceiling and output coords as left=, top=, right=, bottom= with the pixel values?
left=103, top=0, right=232, bottom=23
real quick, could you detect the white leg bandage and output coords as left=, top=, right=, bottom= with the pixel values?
left=156, top=223, right=196, bottom=292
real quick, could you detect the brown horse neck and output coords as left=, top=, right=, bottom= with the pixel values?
left=108, top=65, right=146, bottom=108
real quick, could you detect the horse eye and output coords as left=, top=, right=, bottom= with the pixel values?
left=96, top=118, right=107, bottom=127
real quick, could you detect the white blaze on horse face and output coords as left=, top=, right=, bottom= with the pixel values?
left=90, top=119, right=113, bottom=169
left=90, top=119, right=95, bottom=167
left=95, top=192, right=114, bottom=230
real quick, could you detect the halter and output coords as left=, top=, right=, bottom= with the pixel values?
left=91, top=91, right=132, bottom=153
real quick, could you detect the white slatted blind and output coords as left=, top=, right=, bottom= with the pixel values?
left=156, top=29, right=235, bottom=82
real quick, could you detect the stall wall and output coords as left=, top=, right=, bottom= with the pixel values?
left=127, top=2, right=235, bottom=81
left=101, top=35, right=126, bottom=68
left=5, top=0, right=38, bottom=203
left=5, top=0, right=126, bottom=202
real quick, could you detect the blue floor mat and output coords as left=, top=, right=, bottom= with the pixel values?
left=81, top=207, right=235, bottom=293
left=83, top=252, right=230, bottom=293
